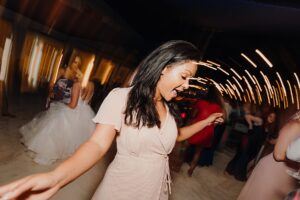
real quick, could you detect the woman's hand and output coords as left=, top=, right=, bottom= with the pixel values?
left=177, top=112, right=224, bottom=142
left=205, top=112, right=224, bottom=126
left=0, top=124, right=117, bottom=200
left=0, top=172, right=59, bottom=200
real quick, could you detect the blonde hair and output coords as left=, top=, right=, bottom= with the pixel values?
left=75, top=69, right=83, bottom=82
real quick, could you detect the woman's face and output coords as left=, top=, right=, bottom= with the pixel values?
left=70, top=56, right=81, bottom=72
left=155, top=60, right=197, bottom=101
left=267, top=112, right=276, bottom=123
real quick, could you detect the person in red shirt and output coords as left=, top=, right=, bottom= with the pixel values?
left=187, top=84, right=224, bottom=176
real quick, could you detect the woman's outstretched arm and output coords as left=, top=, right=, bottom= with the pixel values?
left=274, top=120, right=300, bottom=161
left=177, top=112, right=223, bottom=142
left=67, top=82, right=81, bottom=109
left=0, top=124, right=116, bottom=200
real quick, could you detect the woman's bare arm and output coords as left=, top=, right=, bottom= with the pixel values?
left=67, top=82, right=81, bottom=109
left=0, top=124, right=116, bottom=200
left=177, top=113, right=223, bottom=142
left=274, top=120, right=300, bottom=161
left=52, top=124, right=116, bottom=187
left=245, top=114, right=263, bottom=129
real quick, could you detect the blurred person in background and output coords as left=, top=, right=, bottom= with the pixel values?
left=20, top=56, right=95, bottom=165
left=225, top=103, right=263, bottom=181
left=237, top=110, right=300, bottom=200
left=252, top=109, right=279, bottom=164
left=197, top=95, right=232, bottom=167
left=186, top=83, right=224, bottom=176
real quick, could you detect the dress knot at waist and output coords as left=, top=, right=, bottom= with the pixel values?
left=164, top=155, right=172, bottom=195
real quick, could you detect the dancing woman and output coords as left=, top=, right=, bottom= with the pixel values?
left=0, top=41, right=223, bottom=200
left=20, top=56, right=95, bottom=165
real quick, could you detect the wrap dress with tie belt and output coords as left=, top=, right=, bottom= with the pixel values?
left=91, top=87, right=178, bottom=200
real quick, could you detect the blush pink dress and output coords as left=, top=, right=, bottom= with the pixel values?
left=91, top=87, right=178, bottom=200
left=237, top=153, right=298, bottom=200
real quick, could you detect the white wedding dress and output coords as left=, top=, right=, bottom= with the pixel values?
left=20, top=79, right=96, bottom=165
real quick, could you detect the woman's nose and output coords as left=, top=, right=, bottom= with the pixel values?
left=182, top=79, right=190, bottom=90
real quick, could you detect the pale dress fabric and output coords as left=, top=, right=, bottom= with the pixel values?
left=237, top=153, right=298, bottom=200
left=91, top=87, right=178, bottom=200
left=20, top=82, right=95, bottom=165
left=287, top=137, right=300, bottom=162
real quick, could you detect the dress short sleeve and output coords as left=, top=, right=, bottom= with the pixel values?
left=93, top=88, right=127, bottom=131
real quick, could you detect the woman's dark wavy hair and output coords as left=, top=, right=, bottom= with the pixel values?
left=264, top=109, right=280, bottom=139
left=124, top=40, right=201, bottom=128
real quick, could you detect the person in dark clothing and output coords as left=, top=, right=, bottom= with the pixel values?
left=186, top=83, right=224, bottom=176
left=225, top=103, right=263, bottom=181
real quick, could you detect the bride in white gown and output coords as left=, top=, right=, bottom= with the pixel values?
left=20, top=56, right=96, bottom=165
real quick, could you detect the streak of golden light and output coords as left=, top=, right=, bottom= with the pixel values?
left=230, top=68, right=242, bottom=80
left=241, top=53, right=257, bottom=68
left=287, top=80, right=294, bottom=104
left=255, top=49, right=273, bottom=68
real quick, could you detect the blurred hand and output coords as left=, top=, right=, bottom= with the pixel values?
left=206, top=112, right=224, bottom=126
left=0, top=172, right=59, bottom=200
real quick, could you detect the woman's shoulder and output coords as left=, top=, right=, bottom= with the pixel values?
left=109, top=87, right=131, bottom=95
left=105, top=87, right=131, bottom=102
left=99, top=87, right=131, bottom=111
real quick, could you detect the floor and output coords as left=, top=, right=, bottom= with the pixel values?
left=0, top=94, right=244, bottom=200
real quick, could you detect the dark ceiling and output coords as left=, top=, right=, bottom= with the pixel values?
left=1, top=0, right=300, bottom=103
left=102, top=0, right=300, bottom=42
left=2, top=0, right=300, bottom=68
left=103, top=0, right=300, bottom=87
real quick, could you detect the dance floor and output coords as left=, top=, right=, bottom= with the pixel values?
left=0, top=94, right=244, bottom=200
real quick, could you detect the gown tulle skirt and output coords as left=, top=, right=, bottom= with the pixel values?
left=20, top=99, right=96, bottom=165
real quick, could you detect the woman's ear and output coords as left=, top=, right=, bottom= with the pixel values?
left=161, top=67, right=167, bottom=75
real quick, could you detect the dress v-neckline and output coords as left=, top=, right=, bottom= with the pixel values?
left=159, top=103, right=169, bottom=132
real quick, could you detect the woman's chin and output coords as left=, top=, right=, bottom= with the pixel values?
left=164, top=96, right=173, bottom=102
left=162, top=93, right=176, bottom=101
